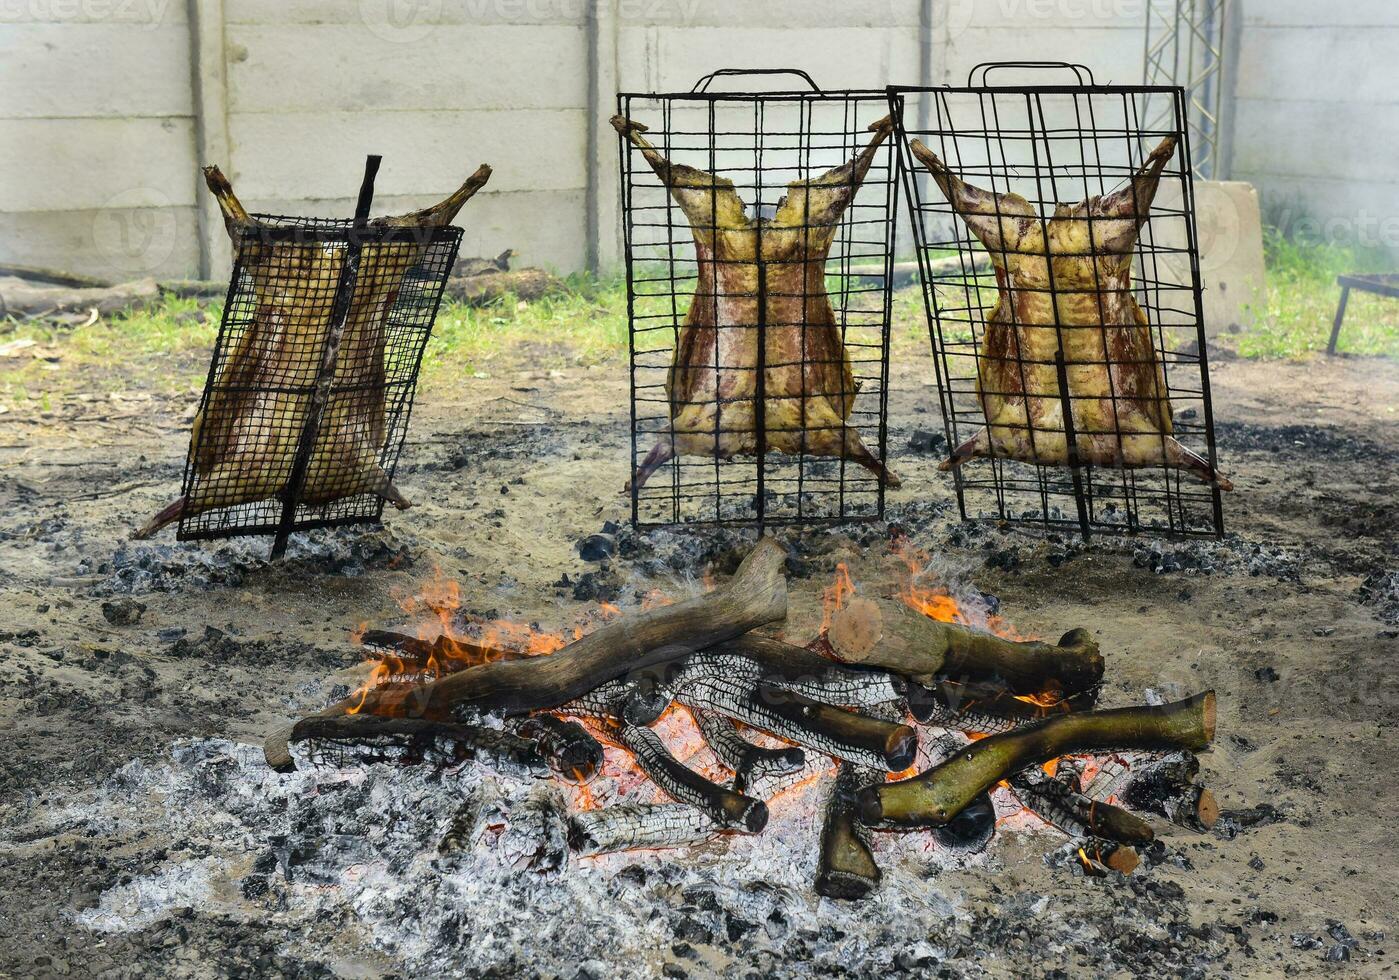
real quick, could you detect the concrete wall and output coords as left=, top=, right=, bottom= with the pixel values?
left=1230, top=0, right=1399, bottom=245
left=1, top=0, right=1394, bottom=280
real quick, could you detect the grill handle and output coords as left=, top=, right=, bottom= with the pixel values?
left=691, top=68, right=821, bottom=93
left=967, top=62, right=1095, bottom=87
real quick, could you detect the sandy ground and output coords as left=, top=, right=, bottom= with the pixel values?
left=0, top=336, right=1396, bottom=977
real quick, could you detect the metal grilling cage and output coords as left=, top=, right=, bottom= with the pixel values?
left=619, top=70, right=899, bottom=529
left=892, top=63, right=1226, bottom=539
left=178, top=157, right=463, bottom=557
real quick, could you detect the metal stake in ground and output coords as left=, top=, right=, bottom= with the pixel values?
left=270, top=154, right=382, bottom=560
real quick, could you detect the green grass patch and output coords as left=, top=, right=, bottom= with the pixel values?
left=1240, top=230, right=1399, bottom=359
left=423, top=273, right=628, bottom=377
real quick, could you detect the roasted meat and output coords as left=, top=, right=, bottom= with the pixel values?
left=615, top=114, right=899, bottom=490
left=909, top=136, right=1230, bottom=490
left=135, top=163, right=491, bottom=538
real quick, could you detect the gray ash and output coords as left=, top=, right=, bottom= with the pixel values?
left=87, top=526, right=418, bottom=596
left=15, top=738, right=1250, bottom=978
left=1358, top=569, right=1399, bottom=625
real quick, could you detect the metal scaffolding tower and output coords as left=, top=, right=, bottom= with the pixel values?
left=1143, top=0, right=1237, bottom=180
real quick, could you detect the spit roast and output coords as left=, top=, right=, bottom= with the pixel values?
left=135, top=163, right=491, bottom=538
left=615, top=114, right=900, bottom=491
left=908, top=136, right=1231, bottom=490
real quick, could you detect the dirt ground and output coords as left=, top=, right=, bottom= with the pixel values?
left=1, top=334, right=1396, bottom=977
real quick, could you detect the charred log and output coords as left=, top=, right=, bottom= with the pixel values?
left=827, top=597, right=1103, bottom=696
left=815, top=761, right=883, bottom=899
left=1088, top=751, right=1219, bottom=831
left=605, top=721, right=768, bottom=833
left=569, top=803, right=719, bottom=855
left=512, top=714, right=604, bottom=783
left=859, top=692, right=1215, bottom=828
left=675, top=674, right=911, bottom=771
left=436, top=780, right=506, bottom=861
left=906, top=677, right=1098, bottom=732
left=690, top=707, right=805, bottom=795
left=266, top=537, right=788, bottom=769
left=1011, top=767, right=1155, bottom=845
left=499, top=783, right=571, bottom=873
left=286, top=714, right=547, bottom=778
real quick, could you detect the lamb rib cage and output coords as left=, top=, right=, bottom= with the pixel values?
left=619, top=72, right=898, bottom=529
left=891, top=63, right=1226, bottom=540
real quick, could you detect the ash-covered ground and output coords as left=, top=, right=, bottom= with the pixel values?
left=1, top=345, right=1395, bottom=978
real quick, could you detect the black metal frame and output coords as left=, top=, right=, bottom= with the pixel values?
left=891, top=63, right=1225, bottom=539
left=618, top=70, right=898, bottom=530
left=177, top=156, right=463, bottom=556
left=1329, top=273, right=1399, bottom=355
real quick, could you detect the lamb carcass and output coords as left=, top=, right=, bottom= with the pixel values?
left=134, top=162, right=491, bottom=538
left=615, top=114, right=900, bottom=491
left=909, top=136, right=1231, bottom=490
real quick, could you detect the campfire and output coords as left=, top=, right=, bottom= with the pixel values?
left=262, top=538, right=1218, bottom=895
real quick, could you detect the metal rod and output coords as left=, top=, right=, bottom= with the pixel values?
left=269, top=153, right=381, bottom=560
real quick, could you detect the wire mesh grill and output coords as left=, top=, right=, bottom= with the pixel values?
left=619, top=71, right=898, bottom=529
left=892, top=63, right=1226, bottom=539
left=177, top=211, right=461, bottom=547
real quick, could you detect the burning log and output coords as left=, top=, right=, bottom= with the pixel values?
left=905, top=677, right=1097, bottom=731
left=816, top=761, right=883, bottom=899
left=356, top=537, right=787, bottom=720
left=827, top=597, right=1103, bottom=696
left=266, top=537, right=788, bottom=769
left=285, top=714, right=547, bottom=778
left=1087, top=751, right=1219, bottom=831
left=675, top=674, right=913, bottom=771
left=1010, top=767, right=1155, bottom=845
left=512, top=714, right=604, bottom=783
left=690, top=707, right=805, bottom=795
left=858, top=692, right=1215, bottom=828
left=605, top=720, right=769, bottom=833
left=569, top=803, right=719, bottom=856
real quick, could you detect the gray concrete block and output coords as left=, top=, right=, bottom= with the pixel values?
left=226, top=24, right=587, bottom=113
left=1153, top=180, right=1267, bottom=339
left=226, top=108, right=587, bottom=199
left=0, top=118, right=197, bottom=213
left=0, top=205, right=201, bottom=281
left=1, top=23, right=191, bottom=118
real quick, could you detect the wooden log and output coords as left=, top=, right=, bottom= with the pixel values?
left=905, top=677, right=1097, bottom=732
left=265, top=537, right=788, bottom=769
left=1093, top=751, right=1220, bottom=831
left=606, top=721, right=768, bottom=833
left=690, top=707, right=805, bottom=794
left=512, top=714, right=604, bottom=783
left=443, top=268, right=563, bottom=306
left=1011, top=768, right=1155, bottom=845
left=0, top=277, right=160, bottom=318
left=827, top=596, right=1103, bottom=695
left=815, top=762, right=882, bottom=899
left=858, top=692, right=1215, bottom=828
left=286, top=714, right=547, bottom=777
left=757, top=681, right=917, bottom=771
